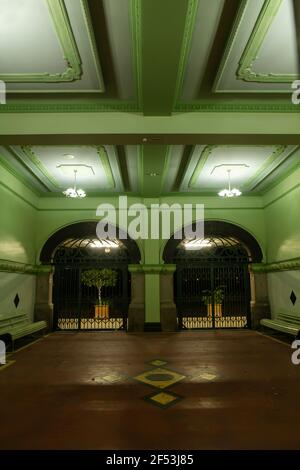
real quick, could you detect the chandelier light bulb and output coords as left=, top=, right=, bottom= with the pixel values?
left=218, top=170, right=242, bottom=198
left=63, top=170, right=86, bottom=199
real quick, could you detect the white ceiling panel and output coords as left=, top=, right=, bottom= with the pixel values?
left=214, top=0, right=299, bottom=93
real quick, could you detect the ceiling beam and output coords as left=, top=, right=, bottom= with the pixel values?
left=0, top=112, right=300, bottom=143
left=140, top=145, right=170, bottom=196
left=141, top=0, right=189, bottom=116
left=1, top=134, right=300, bottom=145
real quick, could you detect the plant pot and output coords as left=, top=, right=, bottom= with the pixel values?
left=207, top=304, right=222, bottom=317
left=95, top=305, right=109, bottom=319
left=207, top=304, right=213, bottom=317
left=214, top=304, right=222, bottom=317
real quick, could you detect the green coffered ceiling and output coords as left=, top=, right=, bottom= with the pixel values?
left=0, top=144, right=299, bottom=197
left=0, top=1, right=299, bottom=201
left=1, top=0, right=140, bottom=109
left=0, top=0, right=299, bottom=113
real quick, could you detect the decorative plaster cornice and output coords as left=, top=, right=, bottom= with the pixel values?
left=173, top=0, right=199, bottom=106
left=0, top=260, right=53, bottom=275
left=131, top=0, right=143, bottom=108
left=174, top=102, right=299, bottom=113
left=237, top=0, right=296, bottom=83
left=252, top=258, right=300, bottom=273
left=97, top=146, right=115, bottom=189
left=0, top=102, right=296, bottom=114
left=0, top=102, right=141, bottom=113
left=0, top=0, right=82, bottom=83
left=21, top=146, right=60, bottom=189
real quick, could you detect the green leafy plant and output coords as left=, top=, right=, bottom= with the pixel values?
left=213, top=287, right=224, bottom=304
left=202, top=287, right=225, bottom=305
left=81, top=268, right=118, bottom=305
left=202, top=290, right=213, bottom=306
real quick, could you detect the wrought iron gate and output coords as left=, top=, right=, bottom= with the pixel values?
left=52, top=238, right=130, bottom=331
left=175, top=237, right=251, bottom=329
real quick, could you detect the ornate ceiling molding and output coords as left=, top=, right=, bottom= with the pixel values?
left=21, top=145, right=60, bottom=189
left=173, top=0, right=199, bottom=107
left=3, top=145, right=121, bottom=194
left=131, top=0, right=143, bottom=109
left=0, top=0, right=83, bottom=83
left=97, top=146, right=115, bottom=189
left=237, top=0, right=297, bottom=84
left=186, top=144, right=296, bottom=192
left=173, top=102, right=298, bottom=112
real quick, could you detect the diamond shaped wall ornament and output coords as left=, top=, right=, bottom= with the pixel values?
left=290, top=291, right=297, bottom=306
left=14, top=294, right=20, bottom=308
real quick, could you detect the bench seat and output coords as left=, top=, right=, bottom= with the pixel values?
left=0, top=313, right=47, bottom=349
left=261, top=313, right=300, bottom=337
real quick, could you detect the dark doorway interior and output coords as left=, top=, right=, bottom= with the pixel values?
left=52, top=238, right=130, bottom=331
left=174, top=237, right=251, bottom=329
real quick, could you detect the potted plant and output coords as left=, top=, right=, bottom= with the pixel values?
left=213, top=287, right=224, bottom=317
left=202, top=287, right=224, bottom=317
left=202, top=290, right=213, bottom=317
left=81, top=268, right=118, bottom=318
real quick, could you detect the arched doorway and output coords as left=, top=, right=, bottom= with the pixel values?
left=40, top=222, right=141, bottom=331
left=163, top=221, right=263, bottom=330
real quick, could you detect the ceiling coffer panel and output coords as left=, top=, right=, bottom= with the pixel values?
left=214, top=0, right=299, bottom=93
left=3, top=145, right=127, bottom=194
left=0, top=0, right=104, bottom=92
left=179, top=145, right=299, bottom=193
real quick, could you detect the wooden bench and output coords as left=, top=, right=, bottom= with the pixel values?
left=260, top=313, right=300, bottom=338
left=0, top=313, right=47, bottom=350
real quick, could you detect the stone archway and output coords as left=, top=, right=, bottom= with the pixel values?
left=35, top=221, right=144, bottom=332
left=161, top=221, right=269, bottom=330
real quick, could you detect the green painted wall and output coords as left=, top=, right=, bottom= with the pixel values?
left=0, top=273, right=36, bottom=319
left=0, top=165, right=37, bottom=264
left=263, top=165, right=300, bottom=317
left=35, top=195, right=266, bottom=324
left=263, top=165, right=300, bottom=263
left=0, top=164, right=38, bottom=317
left=268, top=271, right=300, bottom=318
left=2, top=155, right=300, bottom=324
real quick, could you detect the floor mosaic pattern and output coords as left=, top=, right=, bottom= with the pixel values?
left=134, top=359, right=186, bottom=409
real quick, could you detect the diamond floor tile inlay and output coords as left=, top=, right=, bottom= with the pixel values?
left=102, top=374, right=124, bottom=383
left=149, top=359, right=168, bottom=367
left=198, top=372, right=217, bottom=381
left=92, top=374, right=124, bottom=384
left=144, top=391, right=183, bottom=409
left=134, top=367, right=185, bottom=389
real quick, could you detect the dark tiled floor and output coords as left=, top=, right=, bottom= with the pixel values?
left=0, top=330, right=299, bottom=450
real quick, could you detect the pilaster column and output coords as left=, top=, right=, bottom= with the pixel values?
left=128, top=265, right=145, bottom=331
left=250, top=267, right=271, bottom=329
left=160, top=265, right=177, bottom=331
left=34, top=267, right=54, bottom=331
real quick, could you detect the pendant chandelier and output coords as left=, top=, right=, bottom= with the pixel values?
left=63, top=169, right=86, bottom=198
left=218, top=169, right=242, bottom=198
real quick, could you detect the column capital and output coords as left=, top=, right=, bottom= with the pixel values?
left=128, top=264, right=176, bottom=274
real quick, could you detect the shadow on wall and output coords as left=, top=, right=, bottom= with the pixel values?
left=293, top=0, right=300, bottom=71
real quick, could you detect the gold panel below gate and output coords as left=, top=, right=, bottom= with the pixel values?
left=181, top=316, right=247, bottom=329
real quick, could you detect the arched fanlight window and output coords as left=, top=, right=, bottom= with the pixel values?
left=52, top=237, right=129, bottom=265
left=175, top=236, right=251, bottom=263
